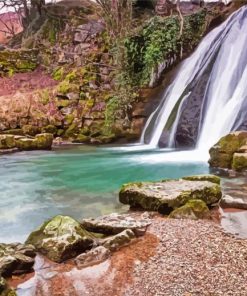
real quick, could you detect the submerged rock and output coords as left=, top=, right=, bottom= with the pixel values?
left=75, top=246, right=110, bottom=268
left=26, top=215, right=94, bottom=263
left=0, top=243, right=36, bottom=277
left=209, top=131, right=247, bottom=169
left=119, top=178, right=222, bottom=214
left=169, top=200, right=211, bottom=220
left=100, top=229, right=136, bottom=252
left=81, top=213, right=151, bottom=237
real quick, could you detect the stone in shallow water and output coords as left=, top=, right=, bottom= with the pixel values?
left=26, top=215, right=94, bottom=263
left=100, top=229, right=136, bottom=252
left=169, top=199, right=211, bottom=220
left=81, top=213, right=151, bottom=237
left=220, top=195, right=247, bottom=210
left=0, top=243, right=36, bottom=277
left=75, top=246, right=110, bottom=268
left=119, top=179, right=222, bottom=214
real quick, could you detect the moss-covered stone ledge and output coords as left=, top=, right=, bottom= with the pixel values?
left=0, top=49, right=39, bottom=76
left=119, top=175, right=222, bottom=214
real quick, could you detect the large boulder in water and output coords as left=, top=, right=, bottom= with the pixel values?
left=26, top=215, right=94, bottom=263
left=209, top=131, right=247, bottom=169
left=0, top=243, right=36, bottom=277
left=119, top=176, right=222, bottom=214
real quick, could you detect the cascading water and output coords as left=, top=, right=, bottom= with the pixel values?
left=141, top=5, right=247, bottom=155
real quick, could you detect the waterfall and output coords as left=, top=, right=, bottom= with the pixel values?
left=141, top=5, right=247, bottom=152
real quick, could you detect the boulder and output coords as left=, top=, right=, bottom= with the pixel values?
left=75, top=246, right=110, bottom=268
left=182, top=174, right=221, bottom=185
left=81, top=213, right=151, bottom=237
left=34, top=133, right=53, bottom=149
left=232, top=153, right=247, bottom=171
left=209, top=131, right=247, bottom=168
left=119, top=179, right=222, bottom=214
left=15, top=133, right=53, bottom=151
left=169, top=199, right=211, bottom=220
left=26, top=215, right=95, bottom=263
left=0, top=243, right=36, bottom=277
left=100, top=229, right=136, bottom=252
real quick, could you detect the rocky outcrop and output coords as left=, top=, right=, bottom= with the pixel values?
left=209, top=131, right=247, bottom=170
left=81, top=213, right=151, bottom=237
left=0, top=243, right=36, bottom=277
left=119, top=176, right=222, bottom=214
left=169, top=199, right=211, bottom=220
left=26, top=215, right=95, bottom=263
left=0, top=133, right=53, bottom=154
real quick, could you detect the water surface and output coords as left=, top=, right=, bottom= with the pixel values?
left=0, top=145, right=208, bottom=242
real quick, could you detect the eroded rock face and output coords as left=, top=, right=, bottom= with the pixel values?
left=119, top=178, right=222, bottom=214
left=209, top=131, right=247, bottom=169
left=169, top=199, right=211, bottom=220
left=0, top=243, right=36, bottom=277
left=81, top=213, right=151, bottom=237
left=26, top=215, right=95, bottom=263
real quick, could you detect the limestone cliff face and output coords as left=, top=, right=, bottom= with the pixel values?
left=0, top=1, right=235, bottom=144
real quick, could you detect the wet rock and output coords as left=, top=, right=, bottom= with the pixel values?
left=209, top=131, right=247, bottom=169
left=119, top=179, right=222, bottom=214
left=0, top=135, right=16, bottom=149
left=169, top=199, right=211, bottom=220
left=182, top=174, right=221, bottom=184
left=232, top=153, right=247, bottom=171
left=15, top=133, right=53, bottom=151
left=0, top=243, right=36, bottom=277
left=75, top=246, right=110, bottom=268
left=220, top=195, right=247, bottom=210
left=26, top=215, right=95, bottom=263
left=81, top=213, right=151, bottom=237
left=100, top=229, right=136, bottom=252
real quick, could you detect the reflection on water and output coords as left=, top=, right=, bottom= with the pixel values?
left=0, top=145, right=208, bottom=242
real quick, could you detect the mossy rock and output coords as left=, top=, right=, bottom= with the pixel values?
left=169, top=200, right=211, bottom=220
left=22, top=125, right=40, bottom=136
left=26, top=215, right=95, bottom=263
left=15, top=133, right=53, bottom=150
left=41, top=125, right=58, bottom=135
left=72, top=134, right=90, bottom=143
left=64, top=124, right=79, bottom=138
left=182, top=174, right=220, bottom=185
left=35, top=133, right=53, bottom=149
left=209, top=131, right=247, bottom=168
left=119, top=178, right=222, bottom=214
left=0, top=135, right=16, bottom=149
left=232, top=153, right=247, bottom=171
left=1, top=129, right=24, bottom=136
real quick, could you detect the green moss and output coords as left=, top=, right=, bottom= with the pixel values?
left=169, top=199, right=210, bottom=220
left=232, top=153, right=247, bottom=171
left=52, top=67, right=64, bottom=81
left=182, top=175, right=221, bottom=185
